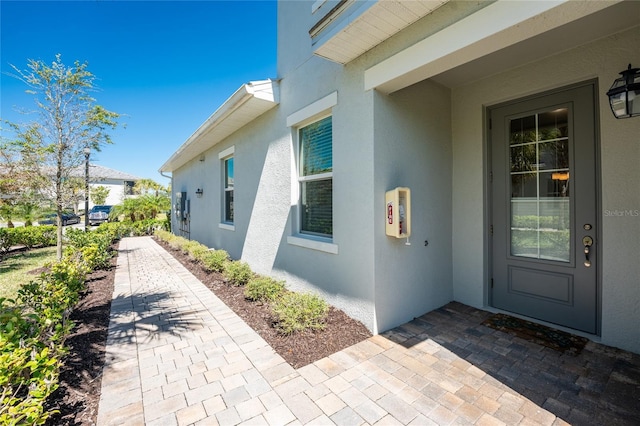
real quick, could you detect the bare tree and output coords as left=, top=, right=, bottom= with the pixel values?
left=5, top=54, right=120, bottom=259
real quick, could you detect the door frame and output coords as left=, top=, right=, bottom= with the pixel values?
left=484, top=79, right=603, bottom=336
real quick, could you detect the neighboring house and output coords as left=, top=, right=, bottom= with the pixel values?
left=160, top=1, right=640, bottom=354
left=74, top=164, right=141, bottom=210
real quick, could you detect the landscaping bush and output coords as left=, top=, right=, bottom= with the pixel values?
left=65, top=228, right=112, bottom=256
left=10, top=227, right=39, bottom=249
left=0, top=254, right=89, bottom=425
left=0, top=228, right=16, bottom=256
left=0, top=221, right=123, bottom=424
left=182, top=240, right=208, bottom=258
left=225, top=261, right=253, bottom=286
left=272, top=292, right=329, bottom=335
left=244, top=276, right=285, bottom=303
left=199, top=249, right=229, bottom=273
left=0, top=226, right=56, bottom=256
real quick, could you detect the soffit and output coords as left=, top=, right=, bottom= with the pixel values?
left=312, top=0, right=450, bottom=64
left=159, top=80, right=279, bottom=173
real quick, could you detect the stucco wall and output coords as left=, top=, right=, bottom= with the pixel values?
left=372, top=80, right=454, bottom=333
left=272, top=0, right=377, bottom=330
left=451, top=26, right=640, bottom=353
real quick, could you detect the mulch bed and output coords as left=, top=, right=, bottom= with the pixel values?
left=154, top=238, right=373, bottom=369
left=44, top=247, right=118, bottom=426
left=44, top=237, right=372, bottom=425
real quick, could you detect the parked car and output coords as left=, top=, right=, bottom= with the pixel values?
left=88, top=205, right=113, bottom=226
left=39, top=212, right=81, bottom=226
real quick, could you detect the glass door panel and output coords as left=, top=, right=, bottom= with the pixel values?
left=509, top=108, right=570, bottom=262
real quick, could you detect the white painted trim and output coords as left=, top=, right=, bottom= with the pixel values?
left=287, top=235, right=338, bottom=254
left=364, top=0, right=613, bottom=93
left=287, top=91, right=338, bottom=127
left=218, top=223, right=235, bottom=231
left=218, top=146, right=235, bottom=159
left=299, top=171, right=333, bottom=182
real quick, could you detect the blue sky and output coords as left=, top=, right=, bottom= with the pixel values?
left=1, top=0, right=277, bottom=185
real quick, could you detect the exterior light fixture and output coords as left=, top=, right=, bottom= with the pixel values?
left=195, top=188, right=203, bottom=198
left=552, top=172, right=569, bottom=181
left=606, top=64, right=640, bottom=119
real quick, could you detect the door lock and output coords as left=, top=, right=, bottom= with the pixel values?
left=582, top=236, right=593, bottom=267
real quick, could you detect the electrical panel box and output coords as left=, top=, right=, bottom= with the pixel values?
left=175, top=191, right=188, bottom=221
left=385, top=187, right=411, bottom=238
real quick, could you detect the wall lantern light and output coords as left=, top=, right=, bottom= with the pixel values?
left=606, top=64, right=640, bottom=119
left=195, top=188, right=203, bottom=198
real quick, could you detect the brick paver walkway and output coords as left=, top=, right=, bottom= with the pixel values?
left=97, top=236, right=640, bottom=425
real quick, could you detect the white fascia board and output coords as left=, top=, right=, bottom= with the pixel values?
left=364, top=0, right=617, bottom=93
left=159, top=79, right=279, bottom=172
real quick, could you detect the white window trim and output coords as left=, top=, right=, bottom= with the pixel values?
left=287, top=235, right=338, bottom=254
left=219, top=223, right=235, bottom=231
left=218, top=146, right=235, bottom=229
left=287, top=92, right=338, bottom=254
left=218, top=146, right=234, bottom=160
left=286, top=92, right=337, bottom=127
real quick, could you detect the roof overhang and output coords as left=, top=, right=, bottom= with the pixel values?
left=159, top=79, right=279, bottom=173
left=312, top=0, right=450, bottom=64
left=365, top=0, right=640, bottom=93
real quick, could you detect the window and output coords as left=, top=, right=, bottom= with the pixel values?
left=218, top=146, right=235, bottom=228
left=224, top=156, right=234, bottom=223
left=299, top=116, right=332, bottom=236
left=286, top=92, right=338, bottom=253
left=124, top=180, right=135, bottom=195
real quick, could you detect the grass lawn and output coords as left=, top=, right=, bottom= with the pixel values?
left=0, top=246, right=58, bottom=300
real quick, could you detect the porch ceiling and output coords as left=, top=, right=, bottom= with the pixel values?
left=159, top=79, right=279, bottom=173
left=365, top=0, right=640, bottom=93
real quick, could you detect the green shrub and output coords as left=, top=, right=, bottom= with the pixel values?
left=0, top=253, right=91, bottom=424
left=272, top=292, right=329, bottom=335
left=200, top=250, right=228, bottom=273
left=244, top=276, right=285, bottom=303
left=10, top=227, right=38, bottom=249
left=129, top=219, right=164, bottom=236
left=0, top=226, right=56, bottom=255
left=65, top=228, right=112, bottom=253
left=0, top=318, right=60, bottom=425
left=34, top=225, right=56, bottom=247
left=95, top=222, right=129, bottom=240
left=225, top=261, right=253, bottom=286
left=182, top=240, right=208, bottom=259
left=0, top=228, right=16, bottom=255
left=154, top=229, right=179, bottom=251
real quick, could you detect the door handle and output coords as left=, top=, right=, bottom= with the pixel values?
left=582, top=236, right=593, bottom=267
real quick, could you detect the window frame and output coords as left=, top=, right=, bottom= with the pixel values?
left=218, top=146, right=235, bottom=231
left=123, top=180, right=135, bottom=196
left=286, top=92, right=338, bottom=254
left=298, top=115, right=333, bottom=238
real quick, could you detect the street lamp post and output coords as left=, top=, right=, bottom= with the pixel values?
left=84, top=147, right=90, bottom=231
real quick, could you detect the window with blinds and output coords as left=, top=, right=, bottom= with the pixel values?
left=224, top=157, right=234, bottom=223
left=299, top=116, right=332, bottom=236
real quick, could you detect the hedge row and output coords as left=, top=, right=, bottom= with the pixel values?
left=0, top=226, right=57, bottom=256
left=154, top=230, right=328, bottom=335
left=0, top=218, right=166, bottom=260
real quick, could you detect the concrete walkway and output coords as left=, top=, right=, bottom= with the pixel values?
left=97, top=237, right=640, bottom=425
